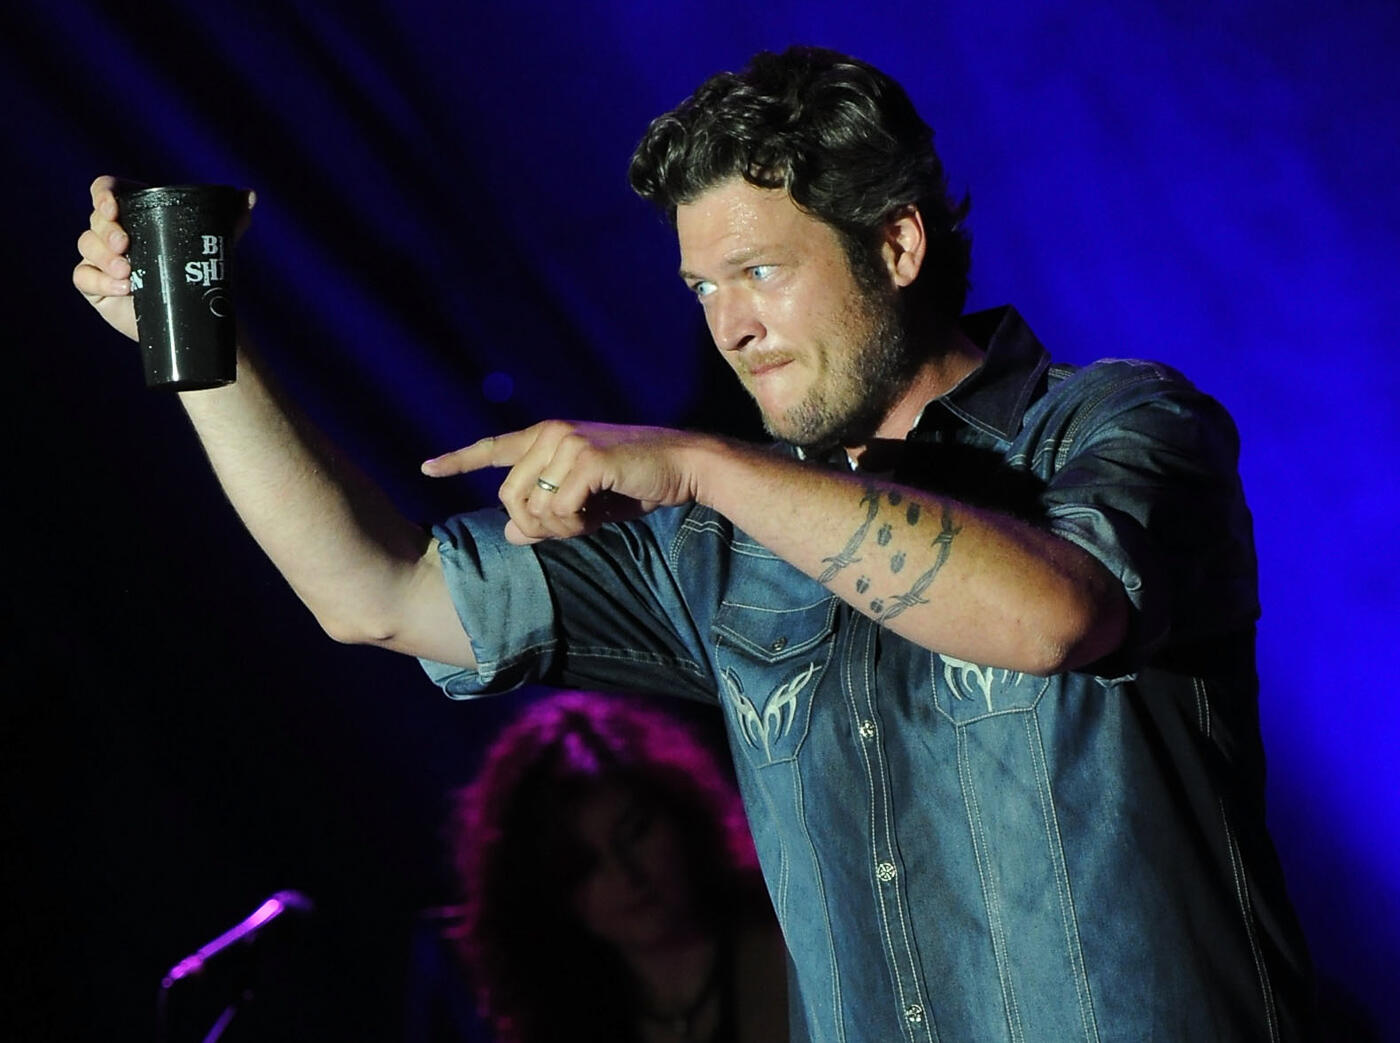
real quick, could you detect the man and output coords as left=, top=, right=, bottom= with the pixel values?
left=76, top=46, right=1313, bottom=1042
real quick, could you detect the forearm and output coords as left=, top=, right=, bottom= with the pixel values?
left=179, top=342, right=472, bottom=664
left=421, top=420, right=1124, bottom=672
left=690, top=438, right=1127, bottom=673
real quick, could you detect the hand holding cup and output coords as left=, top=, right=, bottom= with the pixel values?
left=75, top=176, right=255, bottom=389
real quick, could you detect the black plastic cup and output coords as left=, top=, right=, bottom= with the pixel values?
left=115, top=184, right=246, bottom=390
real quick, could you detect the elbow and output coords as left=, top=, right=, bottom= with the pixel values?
left=308, top=601, right=404, bottom=648
left=1027, top=585, right=1130, bottom=675
left=316, top=613, right=393, bottom=647
left=300, top=548, right=441, bottom=649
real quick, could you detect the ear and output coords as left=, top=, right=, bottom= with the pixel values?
left=880, top=205, right=927, bottom=289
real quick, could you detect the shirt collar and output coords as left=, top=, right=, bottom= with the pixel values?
left=913, top=306, right=1052, bottom=443
left=789, top=305, right=1052, bottom=465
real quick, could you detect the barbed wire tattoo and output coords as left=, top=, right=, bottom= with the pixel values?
left=874, top=506, right=962, bottom=624
left=818, top=486, right=882, bottom=584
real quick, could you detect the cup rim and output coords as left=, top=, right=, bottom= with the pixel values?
left=115, top=184, right=246, bottom=212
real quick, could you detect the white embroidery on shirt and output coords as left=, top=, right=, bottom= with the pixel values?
left=724, top=661, right=817, bottom=758
left=942, top=655, right=1025, bottom=714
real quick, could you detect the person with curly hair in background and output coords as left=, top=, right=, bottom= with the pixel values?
left=448, top=692, right=787, bottom=1043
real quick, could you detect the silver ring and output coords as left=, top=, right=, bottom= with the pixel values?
left=535, top=476, right=560, bottom=493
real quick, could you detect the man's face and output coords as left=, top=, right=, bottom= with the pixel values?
left=676, top=178, right=914, bottom=450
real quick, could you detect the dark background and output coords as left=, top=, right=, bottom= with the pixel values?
left=5, top=1, right=1397, bottom=1039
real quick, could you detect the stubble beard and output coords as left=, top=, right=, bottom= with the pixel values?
left=760, top=286, right=919, bottom=454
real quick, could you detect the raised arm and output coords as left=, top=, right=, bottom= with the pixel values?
left=74, top=176, right=475, bottom=667
left=422, top=422, right=1127, bottom=675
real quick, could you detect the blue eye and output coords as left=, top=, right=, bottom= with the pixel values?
left=749, top=264, right=775, bottom=281
left=692, top=280, right=716, bottom=300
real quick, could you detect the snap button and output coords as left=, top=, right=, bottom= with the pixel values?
left=770, top=636, right=788, bottom=652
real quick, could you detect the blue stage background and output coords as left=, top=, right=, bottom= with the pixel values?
left=4, top=1, right=1395, bottom=1038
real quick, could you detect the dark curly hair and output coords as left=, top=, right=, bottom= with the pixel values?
left=629, top=45, right=972, bottom=329
left=448, top=692, right=765, bottom=1043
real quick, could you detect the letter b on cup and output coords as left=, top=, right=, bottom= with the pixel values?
left=115, top=184, right=246, bottom=390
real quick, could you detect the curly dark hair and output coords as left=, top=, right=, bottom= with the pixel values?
left=448, top=692, right=764, bottom=1043
left=629, top=45, right=972, bottom=329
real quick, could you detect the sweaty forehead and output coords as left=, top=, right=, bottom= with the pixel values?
left=676, top=178, right=829, bottom=275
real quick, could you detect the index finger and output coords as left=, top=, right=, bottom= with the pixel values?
left=421, top=430, right=534, bottom=477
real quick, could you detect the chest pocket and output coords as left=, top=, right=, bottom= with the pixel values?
left=712, top=595, right=837, bottom=766
left=932, top=653, right=1049, bottom=725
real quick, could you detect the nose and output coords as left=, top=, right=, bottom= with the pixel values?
left=709, top=290, right=764, bottom=353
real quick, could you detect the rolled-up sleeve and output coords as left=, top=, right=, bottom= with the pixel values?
left=1037, top=361, right=1258, bottom=668
left=418, top=505, right=718, bottom=702
left=417, top=509, right=559, bottom=698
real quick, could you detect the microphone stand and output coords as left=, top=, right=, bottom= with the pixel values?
left=156, top=954, right=258, bottom=1043
left=156, top=890, right=311, bottom=1043
left=200, top=990, right=253, bottom=1043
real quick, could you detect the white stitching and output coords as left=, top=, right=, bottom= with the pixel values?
left=1218, top=797, right=1280, bottom=1042
left=1025, top=714, right=1101, bottom=1042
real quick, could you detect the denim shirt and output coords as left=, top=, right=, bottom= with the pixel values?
left=422, top=307, right=1314, bottom=1042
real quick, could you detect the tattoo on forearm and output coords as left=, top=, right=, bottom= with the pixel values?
left=821, top=490, right=962, bottom=622
left=818, top=487, right=882, bottom=584
left=874, top=506, right=962, bottom=624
